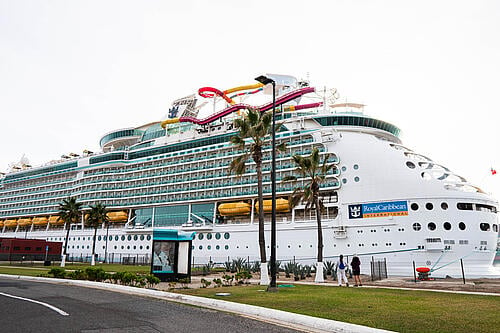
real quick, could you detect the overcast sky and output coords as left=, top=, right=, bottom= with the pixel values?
left=1, top=0, right=499, bottom=199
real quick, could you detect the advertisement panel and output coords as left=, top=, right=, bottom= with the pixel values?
left=348, top=200, right=408, bottom=219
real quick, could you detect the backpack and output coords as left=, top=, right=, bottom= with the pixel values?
left=339, top=261, right=345, bottom=270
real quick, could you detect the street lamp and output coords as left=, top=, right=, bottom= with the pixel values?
left=255, top=75, right=277, bottom=291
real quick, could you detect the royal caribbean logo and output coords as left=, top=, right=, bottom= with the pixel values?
left=348, top=201, right=408, bottom=219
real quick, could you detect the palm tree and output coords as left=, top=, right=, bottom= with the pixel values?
left=282, top=147, right=335, bottom=283
left=58, top=197, right=82, bottom=267
left=229, top=107, right=280, bottom=285
left=85, top=203, right=109, bottom=266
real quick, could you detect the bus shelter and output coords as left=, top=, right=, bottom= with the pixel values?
left=151, top=230, right=195, bottom=282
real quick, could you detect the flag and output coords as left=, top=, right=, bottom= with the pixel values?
left=491, top=168, right=497, bottom=175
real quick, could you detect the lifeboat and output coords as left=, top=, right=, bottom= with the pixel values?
left=4, top=219, right=18, bottom=228
left=0, top=220, right=4, bottom=228
left=218, top=202, right=251, bottom=216
left=32, top=217, right=48, bottom=226
left=255, top=198, right=290, bottom=213
left=106, top=211, right=128, bottom=223
left=17, top=218, right=33, bottom=227
left=48, top=216, right=64, bottom=226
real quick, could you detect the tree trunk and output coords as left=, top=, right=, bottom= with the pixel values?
left=91, top=226, right=97, bottom=266
left=315, top=197, right=323, bottom=263
left=60, top=222, right=71, bottom=267
left=256, top=161, right=266, bottom=264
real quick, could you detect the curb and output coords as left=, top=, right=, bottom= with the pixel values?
left=0, top=274, right=393, bottom=333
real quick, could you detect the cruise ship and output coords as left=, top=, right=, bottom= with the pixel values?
left=0, top=74, right=498, bottom=278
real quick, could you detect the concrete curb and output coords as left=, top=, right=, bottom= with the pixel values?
left=0, top=274, right=393, bottom=333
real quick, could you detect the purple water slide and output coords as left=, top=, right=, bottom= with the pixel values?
left=179, top=87, right=316, bottom=125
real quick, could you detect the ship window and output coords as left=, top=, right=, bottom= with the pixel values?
left=207, top=233, right=212, bottom=240
left=140, top=235, right=144, bottom=241
left=411, top=203, right=419, bottom=211
left=147, top=235, right=151, bottom=240
left=353, top=164, right=359, bottom=170
left=479, top=223, right=490, bottom=231
left=225, top=245, right=229, bottom=250
left=493, top=224, right=499, bottom=233
left=207, top=245, right=211, bottom=250
left=457, top=203, right=473, bottom=210
left=224, top=232, right=230, bottom=239
left=98, top=236, right=102, bottom=241
left=425, top=203, right=433, bottom=210
left=121, top=235, right=125, bottom=241
left=134, top=235, right=138, bottom=241
left=198, top=233, right=204, bottom=240
left=459, top=222, right=466, bottom=230
left=441, top=202, right=448, bottom=210
left=354, top=177, right=360, bottom=182
left=427, top=222, right=436, bottom=231
left=127, top=235, right=132, bottom=241
left=443, top=222, right=451, bottom=230
left=341, top=166, right=347, bottom=172
left=216, top=245, right=220, bottom=250
left=215, top=233, right=221, bottom=240
left=342, top=178, right=347, bottom=184
left=406, top=161, right=415, bottom=169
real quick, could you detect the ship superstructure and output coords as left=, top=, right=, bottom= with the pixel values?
left=0, top=75, right=498, bottom=277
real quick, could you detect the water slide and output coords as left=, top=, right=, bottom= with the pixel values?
left=198, top=83, right=264, bottom=105
left=178, top=86, right=316, bottom=126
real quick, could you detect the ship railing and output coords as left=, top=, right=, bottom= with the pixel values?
left=182, top=213, right=213, bottom=228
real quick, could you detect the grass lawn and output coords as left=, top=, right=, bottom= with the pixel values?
left=0, top=263, right=150, bottom=276
left=177, top=284, right=500, bottom=333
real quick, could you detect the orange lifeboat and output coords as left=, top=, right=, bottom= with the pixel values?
left=18, top=218, right=33, bottom=227
left=48, top=216, right=64, bottom=226
left=32, top=217, right=48, bottom=226
left=106, top=211, right=128, bottom=223
left=4, top=219, right=18, bottom=228
left=218, top=202, right=251, bottom=216
left=255, top=198, right=290, bottom=213
left=0, top=220, right=4, bottom=228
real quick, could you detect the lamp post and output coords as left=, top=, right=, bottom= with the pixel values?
left=255, top=75, right=277, bottom=291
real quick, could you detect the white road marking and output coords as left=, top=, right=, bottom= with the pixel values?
left=0, top=292, right=69, bottom=316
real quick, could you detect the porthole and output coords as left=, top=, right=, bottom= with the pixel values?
left=146, top=245, right=150, bottom=250
left=198, top=233, right=204, bottom=240
left=140, top=235, right=144, bottom=241
left=121, top=235, right=125, bottom=241
left=427, top=222, right=436, bottom=231
left=224, top=232, right=230, bottom=240
left=114, top=245, right=117, bottom=249
left=115, top=235, right=119, bottom=241
left=426, top=203, right=434, bottom=210
left=140, top=245, right=143, bottom=250
left=121, top=245, right=124, bottom=249
left=216, top=245, right=220, bottom=250
left=480, top=223, right=490, bottom=231
left=411, top=203, right=419, bottom=211
left=443, top=222, right=452, bottom=230
left=225, top=245, right=229, bottom=250
left=341, top=166, right=347, bottom=172
left=207, top=233, right=213, bottom=240
left=199, top=245, right=203, bottom=250
left=493, top=224, right=499, bottom=233
left=207, top=245, right=211, bottom=250
left=459, top=222, right=466, bottom=230
left=406, top=161, right=416, bottom=169
left=215, top=233, right=221, bottom=240
left=98, top=236, right=102, bottom=241
left=354, top=176, right=360, bottom=182
left=441, top=202, right=448, bottom=210
left=133, top=245, right=136, bottom=250
left=147, top=235, right=151, bottom=241
left=353, top=164, right=359, bottom=170
left=127, top=245, right=130, bottom=250
left=342, top=178, right=347, bottom=184
left=134, top=235, right=138, bottom=241
left=127, top=235, right=132, bottom=241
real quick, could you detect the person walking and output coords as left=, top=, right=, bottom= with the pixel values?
left=336, top=254, right=349, bottom=287
left=351, top=255, right=362, bottom=286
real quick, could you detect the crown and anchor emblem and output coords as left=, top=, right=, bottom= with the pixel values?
left=349, top=205, right=362, bottom=218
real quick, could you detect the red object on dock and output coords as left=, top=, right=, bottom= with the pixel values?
left=416, top=267, right=430, bottom=273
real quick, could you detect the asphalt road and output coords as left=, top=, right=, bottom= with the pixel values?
left=0, top=277, right=303, bottom=333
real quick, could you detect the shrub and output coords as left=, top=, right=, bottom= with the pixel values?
left=68, top=269, right=87, bottom=280
left=235, top=270, right=252, bottom=284
left=48, top=267, right=66, bottom=278
left=146, top=275, right=160, bottom=288
left=222, top=274, right=234, bottom=286
left=200, top=278, right=212, bottom=288
left=85, top=267, right=108, bottom=282
left=213, top=278, right=222, bottom=288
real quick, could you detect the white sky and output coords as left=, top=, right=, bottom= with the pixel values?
left=1, top=0, right=499, bottom=199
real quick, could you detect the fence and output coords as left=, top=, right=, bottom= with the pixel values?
left=370, top=257, right=387, bottom=281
